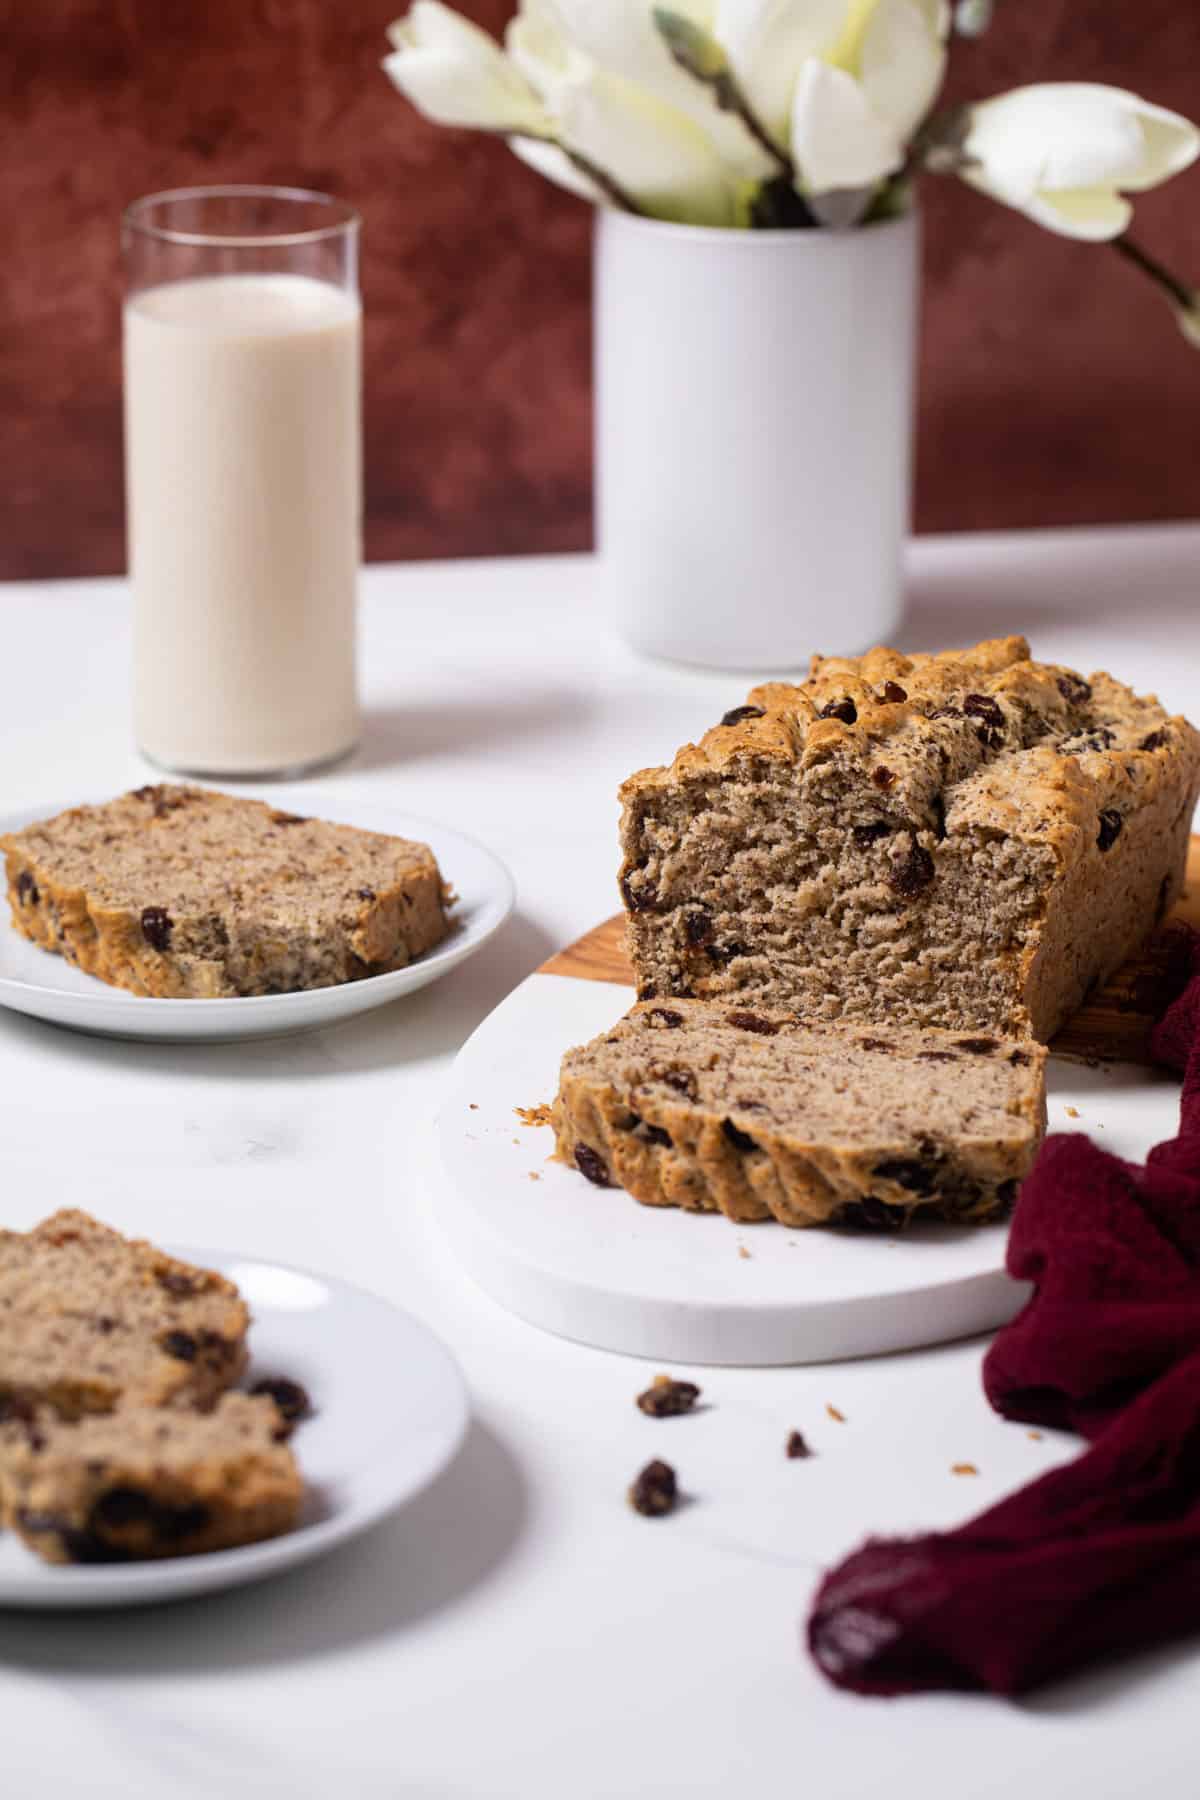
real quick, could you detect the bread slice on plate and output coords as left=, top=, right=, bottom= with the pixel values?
left=0, top=1393, right=302, bottom=1564
left=552, top=1002, right=1047, bottom=1229
left=618, top=637, right=1200, bottom=1041
left=0, top=1210, right=249, bottom=1418
left=0, top=784, right=451, bottom=998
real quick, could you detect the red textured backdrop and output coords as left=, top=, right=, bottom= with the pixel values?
left=1, top=1, right=1198, bottom=579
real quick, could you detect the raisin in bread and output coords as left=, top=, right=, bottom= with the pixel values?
left=0, top=1394, right=302, bottom=1564
left=0, top=1211, right=248, bottom=1417
left=1, top=784, right=450, bottom=998
left=619, top=638, right=1200, bottom=1042
left=552, top=1002, right=1047, bottom=1228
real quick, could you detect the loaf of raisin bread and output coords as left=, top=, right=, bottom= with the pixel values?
left=619, top=639, right=1200, bottom=1042
left=0, top=1210, right=248, bottom=1418
left=0, top=1394, right=302, bottom=1564
left=1, top=784, right=450, bottom=998
left=552, top=1001, right=1047, bottom=1228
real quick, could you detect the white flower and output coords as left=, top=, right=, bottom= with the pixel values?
left=383, top=2, right=551, bottom=134
left=959, top=83, right=1200, bottom=240
left=508, top=2, right=743, bottom=224
left=715, top=0, right=949, bottom=191
left=534, top=0, right=776, bottom=179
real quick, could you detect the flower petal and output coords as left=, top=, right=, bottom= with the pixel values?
left=858, top=0, right=947, bottom=143
left=1118, top=96, right=1200, bottom=191
left=791, top=56, right=906, bottom=193
left=508, top=134, right=609, bottom=203
left=530, top=0, right=775, bottom=178
left=713, top=0, right=850, bottom=144
left=964, top=84, right=1200, bottom=202
left=384, top=3, right=551, bottom=133
left=1023, top=186, right=1134, bottom=241
left=557, top=67, right=742, bottom=224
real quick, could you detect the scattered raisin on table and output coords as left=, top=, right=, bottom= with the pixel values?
left=628, top=1459, right=678, bottom=1517
left=637, top=1376, right=701, bottom=1418
left=786, top=1431, right=812, bottom=1460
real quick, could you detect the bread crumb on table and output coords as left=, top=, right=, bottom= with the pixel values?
left=1027, top=1430, right=1043, bottom=1441
left=826, top=1404, right=847, bottom=1424
left=1064, top=1105, right=1081, bottom=1118
left=515, top=1103, right=553, bottom=1128
left=951, top=1462, right=979, bottom=1476
left=737, top=1245, right=751, bottom=1260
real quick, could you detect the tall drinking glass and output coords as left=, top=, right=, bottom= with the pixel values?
left=123, top=186, right=361, bottom=777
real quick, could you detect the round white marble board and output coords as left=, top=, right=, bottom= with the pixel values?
left=436, top=972, right=1182, bottom=1367
left=0, top=1253, right=469, bottom=1609
left=0, top=793, right=514, bottom=1042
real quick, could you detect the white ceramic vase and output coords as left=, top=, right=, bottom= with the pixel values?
left=594, top=207, right=919, bottom=671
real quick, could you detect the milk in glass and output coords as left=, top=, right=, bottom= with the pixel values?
left=124, top=271, right=361, bottom=774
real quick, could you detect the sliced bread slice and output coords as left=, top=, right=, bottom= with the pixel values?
left=0, top=1210, right=249, bottom=1417
left=1, top=784, right=450, bottom=997
left=0, top=1393, right=302, bottom=1563
left=552, top=1002, right=1047, bottom=1228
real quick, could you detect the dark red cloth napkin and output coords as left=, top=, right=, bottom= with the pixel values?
left=808, top=928, right=1200, bottom=1698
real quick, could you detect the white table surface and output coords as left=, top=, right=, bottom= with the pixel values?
left=2, top=523, right=1199, bottom=1799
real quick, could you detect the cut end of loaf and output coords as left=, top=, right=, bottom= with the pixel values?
left=617, top=640, right=1200, bottom=1043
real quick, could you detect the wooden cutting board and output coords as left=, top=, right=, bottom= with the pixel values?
left=540, top=836, right=1200, bottom=1066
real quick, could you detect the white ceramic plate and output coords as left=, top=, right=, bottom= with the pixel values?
left=437, top=974, right=1182, bottom=1367
left=0, top=1253, right=469, bottom=1609
left=0, top=793, right=514, bottom=1042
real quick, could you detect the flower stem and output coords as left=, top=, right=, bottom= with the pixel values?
left=1111, top=234, right=1195, bottom=312
left=713, top=75, right=797, bottom=186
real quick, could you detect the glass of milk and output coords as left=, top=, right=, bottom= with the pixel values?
left=123, top=186, right=362, bottom=777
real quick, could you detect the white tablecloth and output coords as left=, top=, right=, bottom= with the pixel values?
left=2, top=525, right=1199, bottom=1798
